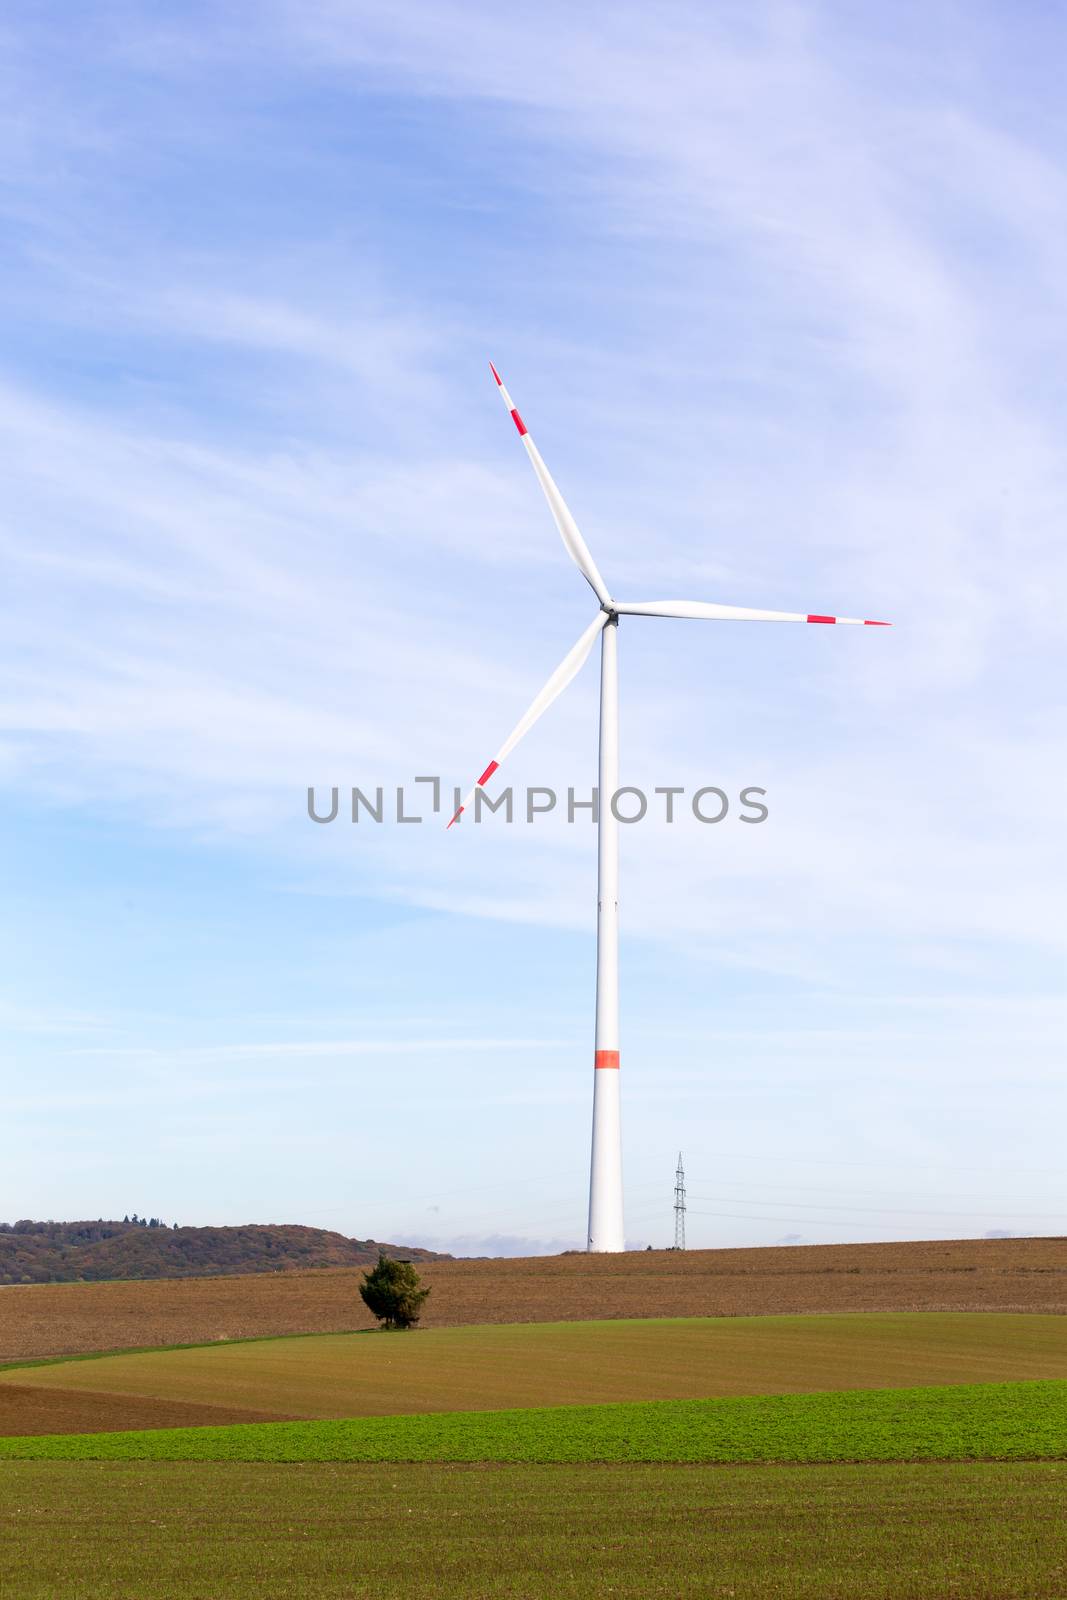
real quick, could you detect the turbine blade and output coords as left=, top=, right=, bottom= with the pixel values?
left=448, top=612, right=608, bottom=827
left=616, top=600, right=891, bottom=626
left=489, top=362, right=611, bottom=606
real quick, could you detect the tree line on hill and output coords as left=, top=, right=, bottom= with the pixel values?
left=0, top=1220, right=447, bottom=1285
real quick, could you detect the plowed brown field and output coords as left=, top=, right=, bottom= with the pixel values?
left=0, top=1384, right=293, bottom=1436
left=2, top=1236, right=1063, bottom=1362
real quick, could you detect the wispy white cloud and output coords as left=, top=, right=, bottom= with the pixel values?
left=2, top=0, right=1064, bottom=1238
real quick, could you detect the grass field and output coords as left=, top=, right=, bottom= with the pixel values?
left=2, top=1459, right=1065, bottom=1599
left=3, top=1380, right=1066, bottom=1464
left=3, top=1235, right=1065, bottom=1361
left=4, top=1269, right=1065, bottom=1599
left=2, top=1312, right=1064, bottom=1438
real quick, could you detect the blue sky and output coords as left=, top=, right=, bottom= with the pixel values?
left=2, top=1, right=1064, bottom=1253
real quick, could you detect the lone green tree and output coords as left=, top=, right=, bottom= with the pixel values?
left=359, top=1252, right=430, bottom=1330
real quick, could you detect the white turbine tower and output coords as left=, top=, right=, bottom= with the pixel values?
left=450, top=364, right=889, bottom=1253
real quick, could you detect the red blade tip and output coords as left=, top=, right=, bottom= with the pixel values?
left=489, top=362, right=502, bottom=385
left=864, top=619, right=891, bottom=626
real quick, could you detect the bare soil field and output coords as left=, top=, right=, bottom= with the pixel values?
left=1, top=1236, right=1063, bottom=1362
left=3, top=1312, right=1064, bottom=1437
left=0, top=1383, right=291, bottom=1437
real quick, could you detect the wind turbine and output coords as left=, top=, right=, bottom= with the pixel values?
left=450, top=363, right=889, bottom=1253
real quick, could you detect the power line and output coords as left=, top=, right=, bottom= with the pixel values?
left=689, top=1150, right=1065, bottom=1178
left=685, top=1177, right=1060, bottom=1203
left=685, top=1197, right=1067, bottom=1220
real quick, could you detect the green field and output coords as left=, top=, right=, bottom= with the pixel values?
left=5, top=1311, right=1065, bottom=1597
left=3, top=1380, right=1065, bottom=1464
left=4, top=1312, right=1065, bottom=1421
left=2, top=1459, right=1065, bottom=1599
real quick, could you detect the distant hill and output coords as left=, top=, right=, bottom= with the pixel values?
left=0, top=1219, right=447, bottom=1285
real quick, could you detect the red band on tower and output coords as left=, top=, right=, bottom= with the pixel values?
left=594, top=1050, right=620, bottom=1069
